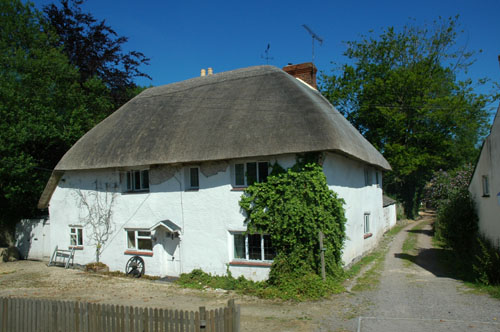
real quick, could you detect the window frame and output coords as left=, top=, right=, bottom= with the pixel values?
left=125, top=169, right=150, bottom=192
left=233, top=161, right=269, bottom=187
left=364, top=168, right=371, bottom=186
left=482, top=175, right=490, bottom=197
left=188, top=167, right=200, bottom=190
left=232, top=232, right=275, bottom=262
left=126, top=229, right=153, bottom=252
left=363, top=213, right=372, bottom=239
left=69, top=226, right=83, bottom=247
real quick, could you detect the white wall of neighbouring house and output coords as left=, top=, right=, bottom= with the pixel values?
left=46, top=152, right=387, bottom=281
left=469, top=110, right=500, bottom=247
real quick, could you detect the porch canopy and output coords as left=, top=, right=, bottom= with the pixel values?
left=149, top=219, right=181, bottom=234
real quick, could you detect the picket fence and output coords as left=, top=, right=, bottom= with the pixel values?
left=0, top=297, right=240, bottom=332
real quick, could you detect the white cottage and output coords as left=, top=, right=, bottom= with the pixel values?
left=36, top=64, right=392, bottom=280
left=469, top=105, right=500, bottom=246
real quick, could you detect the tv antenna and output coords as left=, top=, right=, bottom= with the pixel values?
left=302, top=24, right=323, bottom=62
left=261, top=43, right=274, bottom=64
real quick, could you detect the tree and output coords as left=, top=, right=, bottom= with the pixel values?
left=74, top=182, right=117, bottom=263
left=321, top=17, right=495, bottom=218
left=0, top=0, right=112, bottom=229
left=43, top=0, right=151, bottom=107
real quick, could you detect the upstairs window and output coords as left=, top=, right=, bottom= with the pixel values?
left=233, top=233, right=275, bottom=261
left=234, top=162, right=268, bottom=187
left=482, top=175, right=490, bottom=197
left=364, top=168, right=371, bottom=186
left=189, top=167, right=199, bottom=189
left=70, top=226, right=83, bottom=247
left=126, top=170, right=149, bottom=192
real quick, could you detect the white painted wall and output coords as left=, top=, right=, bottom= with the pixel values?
left=45, top=152, right=387, bottom=280
left=469, top=110, right=500, bottom=247
left=322, top=153, right=384, bottom=265
left=383, top=204, right=397, bottom=233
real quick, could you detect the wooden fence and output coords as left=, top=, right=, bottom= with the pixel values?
left=0, top=297, right=240, bottom=332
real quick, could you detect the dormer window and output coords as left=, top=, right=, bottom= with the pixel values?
left=126, top=170, right=149, bottom=192
left=234, top=162, right=268, bottom=187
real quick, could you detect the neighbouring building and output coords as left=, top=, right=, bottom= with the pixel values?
left=469, top=104, right=500, bottom=247
left=28, top=63, right=393, bottom=280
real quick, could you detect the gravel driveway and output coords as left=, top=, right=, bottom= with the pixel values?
left=355, top=217, right=500, bottom=332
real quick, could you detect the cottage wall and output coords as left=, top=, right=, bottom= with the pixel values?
left=469, top=113, right=500, bottom=246
left=47, top=153, right=386, bottom=281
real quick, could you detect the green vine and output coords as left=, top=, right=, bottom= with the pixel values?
left=239, top=162, right=347, bottom=283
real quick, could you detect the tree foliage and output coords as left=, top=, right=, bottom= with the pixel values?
left=0, top=0, right=147, bottom=230
left=321, top=17, right=495, bottom=218
left=43, top=0, right=151, bottom=107
left=239, top=163, right=347, bottom=282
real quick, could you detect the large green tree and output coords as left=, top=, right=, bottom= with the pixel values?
left=321, top=17, right=495, bottom=218
left=0, top=0, right=112, bottom=230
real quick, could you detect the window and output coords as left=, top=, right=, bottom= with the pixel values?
left=364, top=168, right=371, bottom=186
left=375, top=171, right=380, bottom=186
left=233, top=233, right=275, bottom=261
left=364, top=213, right=370, bottom=234
left=70, top=226, right=83, bottom=247
left=127, top=230, right=153, bottom=251
left=482, top=175, right=490, bottom=197
left=189, top=167, right=199, bottom=189
left=234, top=162, right=268, bottom=187
left=126, top=170, right=149, bottom=192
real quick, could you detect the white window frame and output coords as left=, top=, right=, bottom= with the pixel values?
left=364, top=213, right=370, bottom=234
left=234, top=161, right=269, bottom=187
left=232, top=233, right=275, bottom=261
left=70, top=226, right=83, bottom=247
left=126, top=229, right=153, bottom=251
left=482, top=175, right=490, bottom=197
left=125, top=169, right=149, bottom=192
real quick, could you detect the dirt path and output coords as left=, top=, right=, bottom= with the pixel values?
left=356, top=215, right=500, bottom=332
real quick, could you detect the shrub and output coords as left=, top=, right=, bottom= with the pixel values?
left=473, top=236, right=500, bottom=285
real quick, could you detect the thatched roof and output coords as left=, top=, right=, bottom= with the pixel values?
left=39, top=65, right=390, bottom=208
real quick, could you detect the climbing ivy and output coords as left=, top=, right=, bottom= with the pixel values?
left=239, top=162, right=347, bottom=283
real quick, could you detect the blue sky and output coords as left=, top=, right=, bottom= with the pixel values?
left=31, top=0, right=500, bottom=113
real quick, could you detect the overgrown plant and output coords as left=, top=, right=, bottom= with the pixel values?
left=239, top=162, right=347, bottom=285
left=74, top=181, right=117, bottom=263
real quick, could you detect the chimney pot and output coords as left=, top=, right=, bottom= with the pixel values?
left=282, top=62, right=318, bottom=89
left=207, top=67, right=213, bottom=75
left=200, top=69, right=206, bottom=77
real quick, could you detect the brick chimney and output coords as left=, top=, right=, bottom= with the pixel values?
left=282, top=62, right=318, bottom=89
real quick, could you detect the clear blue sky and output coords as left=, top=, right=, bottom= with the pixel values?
left=31, top=0, right=500, bottom=113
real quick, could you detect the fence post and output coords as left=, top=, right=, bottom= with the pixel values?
left=228, top=300, right=240, bottom=332
left=199, top=306, right=206, bottom=331
left=319, top=231, right=326, bottom=281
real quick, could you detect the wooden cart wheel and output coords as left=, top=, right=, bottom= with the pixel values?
left=125, top=255, right=145, bottom=278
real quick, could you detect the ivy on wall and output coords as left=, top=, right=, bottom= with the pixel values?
left=239, top=162, right=347, bottom=282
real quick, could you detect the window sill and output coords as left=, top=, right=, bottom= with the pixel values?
left=230, top=187, right=247, bottom=192
left=122, top=190, right=150, bottom=195
left=364, top=233, right=373, bottom=239
left=229, top=260, right=272, bottom=267
left=69, top=246, right=83, bottom=250
left=124, top=250, right=153, bottom=257
left=482, top=194, right=490, bottom=197
left=185, top=188, right=199, bottom=192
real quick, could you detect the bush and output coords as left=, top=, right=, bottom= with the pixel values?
left=473, top=236, right=500, bottom=285
left=435, top=189, right=478, bottom=253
